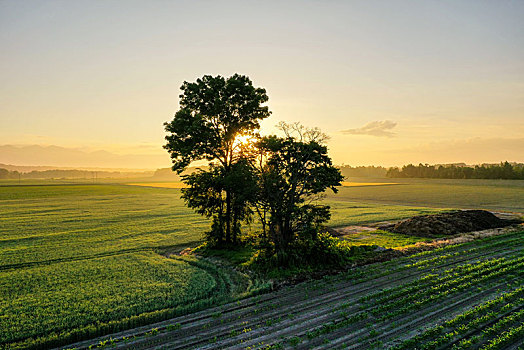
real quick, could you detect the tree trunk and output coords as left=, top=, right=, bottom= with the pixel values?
left=261, top=210, right=267, bottom=238
left=225, top=189, right=231, bottom=244
left=283, top=217, right=292, bottom=248
left=232, top=210, right=237, bottom=244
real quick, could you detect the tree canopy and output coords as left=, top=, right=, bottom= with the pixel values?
left=164, top=74, right=270, bottom=244
left=164, top=75, right=342, bottom=265
left=164, top=74, right=270, bottom=172
left=387, top=162, right=524, bottom=179
left=253, top=124, right=343, bottom=252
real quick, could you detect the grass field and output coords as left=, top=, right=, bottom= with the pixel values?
left=339, top=230, right=438, bottom=248
left=0, top=184, right=207, bottom=266
left=68, top=230, right=524, bottom=349
left=1, top=178, right=522, bottom=349
left=125, top=181, right=401, bottom=189
left=329, top=177, right=524, bottom=213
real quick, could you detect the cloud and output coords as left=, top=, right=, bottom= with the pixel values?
left=341, top=120, right=397, bottom=137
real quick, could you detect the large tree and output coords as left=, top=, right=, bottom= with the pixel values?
left=164, top=74, right=270, bottom=244
left=253, top=123, right=343, bottom=252
left=181, top=160, right=257, bottom=245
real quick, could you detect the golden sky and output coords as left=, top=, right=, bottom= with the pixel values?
left=1, top=1, right=523, bottom=168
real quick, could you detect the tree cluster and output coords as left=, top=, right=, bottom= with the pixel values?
left=164, top=75, right=342, bottom=258
left=386, top=162, right=524, bottom=180
left=339, top=165, right=387, bottom=178
left=0, top=168, right=20, bottom=179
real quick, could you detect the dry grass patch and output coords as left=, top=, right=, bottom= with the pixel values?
left=340, top=181, right=399, bottom=187
left=126, top=182, right=188, bottom=188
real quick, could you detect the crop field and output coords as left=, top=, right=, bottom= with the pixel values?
left=338, top=230, right=438, bottom=248
left=328, top=178, right=524, bottom=213
left=1, top=180, right=522, bottom=349
left=0, top=184, right=208, bottom=266
left=125, top=181, right=401, bottom=189
left=0, top=184, right=257, bottom=349
left=1, top=253, right=253, bottom=349
left=71, top=230, right=524, bottom=350
left=0, top=183, right=450, bottom=349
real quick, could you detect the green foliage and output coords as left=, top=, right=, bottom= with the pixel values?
left=339, top=229, right=437, bottom=248
left=76, top=231, right=524, bottom=349
left=0, top=185, right=208, bottom=266
left=0, top=168, right=20, bottom=179
left=182, top=165, right=228, bottom=245
left=163, top=74, right=270, bottom=172
left=181, top=160, right=258, bottom=245
left=3, top=177, right=521, bottom=347
left=288, top=336, right=302, bottom=346
left=164, top=75, right=344, bottom=259
left=0, top=253, right=219, bottom=348
left=254, top=132, right=343, bottom=253
left=195, top=243, right=255, bottom=266
left=164, top=74, right=271, bottom=245
left=247, top=232, right=377, bottom=274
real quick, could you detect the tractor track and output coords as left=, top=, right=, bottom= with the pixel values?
left=110, top=250, right=519, bottom=349
left=58, top=232, right=524, bottom=350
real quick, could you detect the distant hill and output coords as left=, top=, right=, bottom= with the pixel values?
left=0, top=144, right=170, bottom=169
left=0, top=166, right=153, bottom=179
left=0, top=163, right=153, bottom=173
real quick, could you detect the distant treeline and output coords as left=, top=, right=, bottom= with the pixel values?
left=3, top=162, right=523, bottom=180
left=152, top=166, right=206, bottom=180
left=387, top=162, right=524, bottom=180
left=339, top=165, right=387, bottom=178
left=0, top=168, right=20, bottom=179
left=0, top=168, right=151, bottom=179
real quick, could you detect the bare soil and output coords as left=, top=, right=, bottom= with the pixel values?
left=378, top=210, right=521, bottom=237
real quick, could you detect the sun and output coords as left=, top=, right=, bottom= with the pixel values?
left=235, top=134, right=254, bottom=145
left=232, top=133, right=256, bottom=150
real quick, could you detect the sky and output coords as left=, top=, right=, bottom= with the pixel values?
left=1, top=0, right=523, bottom=168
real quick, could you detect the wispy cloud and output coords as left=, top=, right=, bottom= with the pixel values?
left=341, top=120, right=397, bottom=137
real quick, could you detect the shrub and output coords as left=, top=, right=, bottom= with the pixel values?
left=246, top=232, right=377, bottom=273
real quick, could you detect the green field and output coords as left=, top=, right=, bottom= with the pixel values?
left=339, top=230, right=438, bottom=248
left=70, top=230, right=524, bottom=350
left=328, top=177, right=524, bottom=213
left=0, top=184, right=207, bottom=266
left=1, top=179, right=522, bottom=349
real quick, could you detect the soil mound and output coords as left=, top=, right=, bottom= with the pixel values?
left=381, top=210, right=518, bottom=237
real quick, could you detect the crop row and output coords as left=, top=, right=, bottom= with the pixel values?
left=377, top=260, right=524, bottom=322
left=254, top=247, right=524, bottom=348
left=363, top=256, right=512, bottom=303
left=394, top=287, right=524, bottom=349
left=481, top=322, right=524, bottom=349
left=457, top=308, right=524, bottom=349
left=61, top=230, right=524, bottom=350
left=271, top=242, right=524, bottom=348
left=370, top=256, right=524, bottom=315
left=349, top=231, right=524, bottom=286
